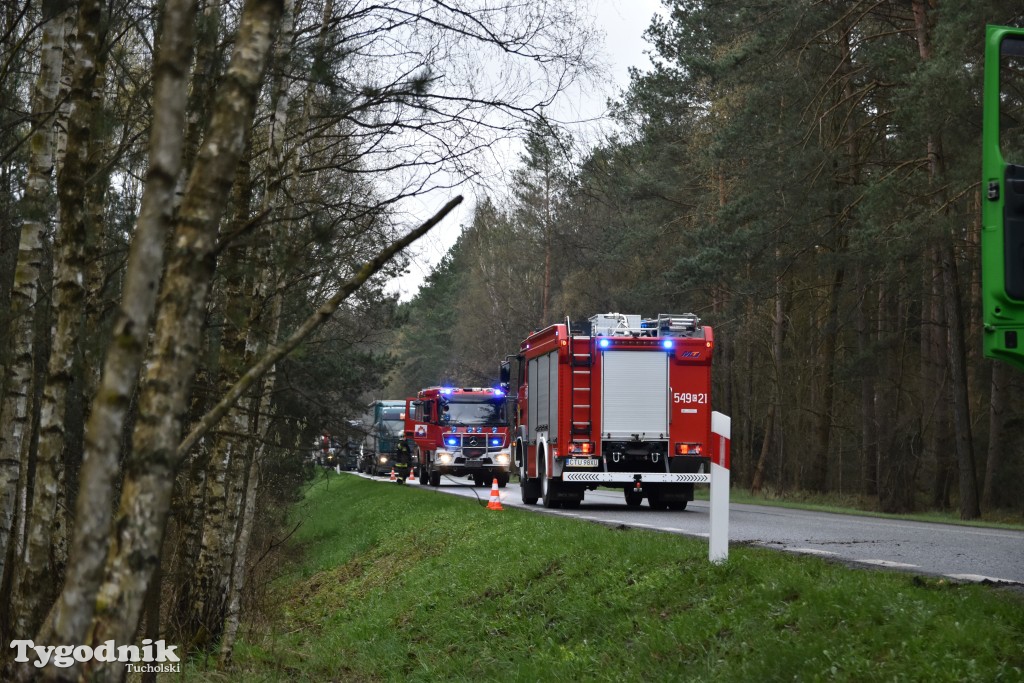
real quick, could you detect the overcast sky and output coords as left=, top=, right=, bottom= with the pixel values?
left=384, top=0, right=665, bottom=302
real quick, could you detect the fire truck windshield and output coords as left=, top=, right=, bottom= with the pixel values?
left=443, top=399, right=504, bottom=426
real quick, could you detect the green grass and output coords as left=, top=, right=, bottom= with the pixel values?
left=184, top=473, right=1024, bottom=682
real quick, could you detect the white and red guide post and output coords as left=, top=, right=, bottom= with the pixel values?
left=709, top=411, right=731, bottom=564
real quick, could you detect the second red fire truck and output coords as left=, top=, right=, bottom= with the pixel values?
left=405, top=386, right=513, bottom=488
left=504, top=312, right=714, bottom=509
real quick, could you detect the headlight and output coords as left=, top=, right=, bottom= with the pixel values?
left=438, top=453, right=453, bottom=465
left=379, top=456, right=388, bottom=463
left=496, top=454, right=510, bottom=465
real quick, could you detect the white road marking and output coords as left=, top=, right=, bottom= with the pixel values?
left=945, top=573, right=1019, bottom=584
left=790, top=548, right=838, bottom=556
left=860, top=559, right=918, bottom=569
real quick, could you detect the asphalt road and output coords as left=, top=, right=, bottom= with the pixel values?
left=354, top=471, right=1024, bottom=585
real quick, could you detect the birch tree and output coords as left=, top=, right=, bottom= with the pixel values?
left=0, top=0, right=70, bottom=605
left=10, top=0, right=105, bottom=640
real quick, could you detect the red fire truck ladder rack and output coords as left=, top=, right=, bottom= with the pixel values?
left=569, top=329, right=593, bottom=441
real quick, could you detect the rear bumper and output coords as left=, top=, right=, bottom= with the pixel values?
left=560, top=472, right=709, bottom=483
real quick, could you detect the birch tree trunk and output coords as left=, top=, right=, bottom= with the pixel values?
left=34, top=0, right=197, bottom=672
left=11, top=0, right=103, bottom=641
left=0, top=0, right=69, bottom=609
left=82, top=4, right=284, bottom=678
left=217, top=442, right=263, bottom=667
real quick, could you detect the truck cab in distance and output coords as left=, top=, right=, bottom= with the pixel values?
left=359, top=399, right=408, bottom=477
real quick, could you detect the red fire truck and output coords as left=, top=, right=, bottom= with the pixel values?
left=405, top=386, right=513, bottom=488
left=504, top=313, right=713, bottom=509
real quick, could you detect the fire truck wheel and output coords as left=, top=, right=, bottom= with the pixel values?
left=562, top=498, right=581, bottom=509
left=668, top=501, right=688, bottom=511
left=497, top=474, right=509, bottom=488
left=521, top=476, right=539, bottom=505
left=648, top=498, right=669, bottom=511
left=429, top=470, right=441, bottom=487
left=624, top=489, right=643, bottom=507
left=540, top=463, right=561, bottom=508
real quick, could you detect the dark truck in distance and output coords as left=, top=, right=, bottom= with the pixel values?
left=358, top=399, right=407, bottom=476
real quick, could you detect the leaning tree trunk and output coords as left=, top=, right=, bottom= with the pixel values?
left=0, top=0, right=69, bottom=614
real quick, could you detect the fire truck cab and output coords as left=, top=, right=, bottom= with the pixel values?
left=405, top=386, right=513, bottom=488
left=505, top=313, right=713, bottom=509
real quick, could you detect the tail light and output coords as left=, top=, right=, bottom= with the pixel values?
left=674, top=443, right=703, bottom=455
left=570, top=442, right=594, bottom=454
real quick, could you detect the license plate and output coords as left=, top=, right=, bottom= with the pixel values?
left=566, top=458, right=598, bottom=468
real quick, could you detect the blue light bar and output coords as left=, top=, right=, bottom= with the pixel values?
left=662, top=339, right=675, bottom=349
left=440, top=387, right=453, bottom=395
left=493, top=388, right=504, bottom=396
left=598, top=338, right=611, bottom=349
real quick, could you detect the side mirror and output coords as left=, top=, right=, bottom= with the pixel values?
left=499, top=360, right=511, bottom=391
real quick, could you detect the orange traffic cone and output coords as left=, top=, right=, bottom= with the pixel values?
left=486, top=478, right=503, bottom=510
left=389, top=468, right=396, bottom=482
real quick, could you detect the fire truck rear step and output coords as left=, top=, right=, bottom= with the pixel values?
left=561, top=472, right=710, bottom=484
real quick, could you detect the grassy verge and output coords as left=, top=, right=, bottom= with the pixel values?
left=185, top=473, right=1024, bottom=682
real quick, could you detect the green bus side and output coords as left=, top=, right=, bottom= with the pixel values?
left=982, top=25, right=1024, bottom=370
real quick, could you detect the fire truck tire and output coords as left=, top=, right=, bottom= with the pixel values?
left=429, top=470, right=441, bottom=487
left=624, top=489, right=643, bottom=507
left=540, top=463, right=561, bottom=508
left=497, top=474, right=509, bottom=488
left=521, top=476, right=539, bottom=505
left=668, top=501, right=688, bottom=511
left=648, top=498, right=669, bottom=511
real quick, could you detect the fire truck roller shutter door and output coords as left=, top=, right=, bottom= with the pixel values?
left=601, top=351, right=669, bottom=438
left=548, top=350, right=558, bottom=443
left=536, top=353, right=549, bottom=434
left=528, top=357, right=539, bottom=443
